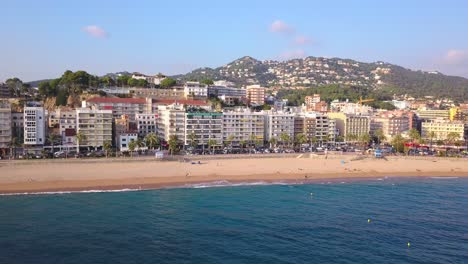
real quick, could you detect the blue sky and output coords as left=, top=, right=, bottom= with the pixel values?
left=1, top=0, right=468, bottom=82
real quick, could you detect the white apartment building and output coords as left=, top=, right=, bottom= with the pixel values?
left=132, top=73, right=166, bottom=86
left=157, top=104, right=186, bottom=143
left=207, top=86, right=246, bottom=98
left=330, top=100, right=373, bottom=115
left=184, top=111, right=223, bottom=147
left=184, top=81, right=208, bottom=98
left=222, top=109, right=265, bottom=145
left=136, top=113, right=158, bottom=138
left=76, top=108, right=113, bottom=148
left=0, top=101, right=12, bottom=149
left=119, top=133, right=138, bottom=151
left=264, top=112, right=295, bottom=141
left=421, top=119, right=466, bottom=141
left=23, top=104, right=46, bottom=145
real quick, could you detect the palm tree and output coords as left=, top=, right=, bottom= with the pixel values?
left=207, top=139, right=217, bottom=154
left=136, top=138, right=145, bottom=152
left=168, top=135, right=178, bottom=155
left=75, top=131, right=86, bottom=153
left=279, top=132, right=291, bottom=150
left=311, top=136, right=318, bottom=148
left=408, top=128, right=421, bottom=144
left=225, top=134, right=235, bottom=148
left=188, top=132, right=197, bottom=150
left=374, top=129, right=386, bottom=146
left=428, top=131, right=436, bottom=149
left=144, top=132, right=160, bottom=150
left=391, top=134, right=405, bottom=154
left=239, top=140, right=247, bottom=153
left=295, top=133, right=307, bottom=149
left=346, top=134, right=356, bottom=144
left=446, top=132, right=460, bottom=155
left=8, top=137, right=20, bottom=159
left=47, top=133, right=60, bottom=152
left=269, top=137, right=277, bottom=149
left=249, top=133, right=257, bottom=153
left=128, top=140, right=136, bottom=157
left=359, top=133, right=371, bottom=153
left=103, top=141, right=112, bottom=158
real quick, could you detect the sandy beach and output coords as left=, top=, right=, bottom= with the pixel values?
left=1, top=154, right=467, bottom=194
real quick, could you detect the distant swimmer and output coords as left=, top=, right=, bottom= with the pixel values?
left=310, top=192, right=313, bottom=196
left=407, top=242, right=411, bottom=248
left=368, top=219, right=371, bottom=223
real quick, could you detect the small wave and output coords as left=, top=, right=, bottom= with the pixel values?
left=185, top=180, right=269, bottom=189
left=0, top=188, right=143, bottom=196
left=430, top=177, right=459, bottom=180
left=182, top=180, right=298, bottom=189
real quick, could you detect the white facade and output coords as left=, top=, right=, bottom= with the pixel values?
left=184, top=111, right=223, bottom=147
left=330, top=100, right=373, bottom=115
left=222, top=109, right=265, bottom=145
left=157, top=104, right=186, bottom=143
left=24, top=105, right=46, bottom=145
left=132, top=73, right=165, bottom=85
left=184, top=82, right=208, bottom=98
left=421, top=119, right=466, bottom=141
left=119, top=133, right=138, bottom=151
left=76, top=108, right=113, bottom=148
left=264, top=112, right=295, bottom=141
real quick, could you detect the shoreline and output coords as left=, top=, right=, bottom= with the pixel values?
left=0, top=174, right=466, bottom=196
left=1, top=155, right=468, bottom=195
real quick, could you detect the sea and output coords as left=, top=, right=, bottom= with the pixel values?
left=1, top=177, right=467, bottom=264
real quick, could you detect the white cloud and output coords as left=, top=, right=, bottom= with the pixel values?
left=82, top=25, right=109, bottom=39
left=294, top=35, right=312, bottom=45
left=443, top=49, right=468, bottom=65
left=279, top=49, right=306, bottom=60
left=270, top=20, right=294, bottom=34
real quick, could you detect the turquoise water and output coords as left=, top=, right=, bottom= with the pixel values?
left=1, top=177, right=468, bottom=263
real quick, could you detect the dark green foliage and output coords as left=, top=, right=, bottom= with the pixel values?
left=100, top=76, right=115, bottom=87
left=127, top=78, right=139, bottom=87
left=160, top=78, right=177, bottom=88
left=6, top=78, right=23, bottom=97
left=381, top=66, right=468, bottom=100
left=200, top=79, right=214, bottom=85
left=173, top=56, right=468, bottom=100
left=117, top=75, right=130, bottom=87
left=38, top=82, right=56, bottom=97
left=137, top=79, right=147, bottom=87
left=55, top=88, right=69, bottom=106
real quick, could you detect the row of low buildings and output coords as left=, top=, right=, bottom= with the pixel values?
left=1, top=91, right=468, bottom=156
left=104, top=82, right=267, bottom=107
